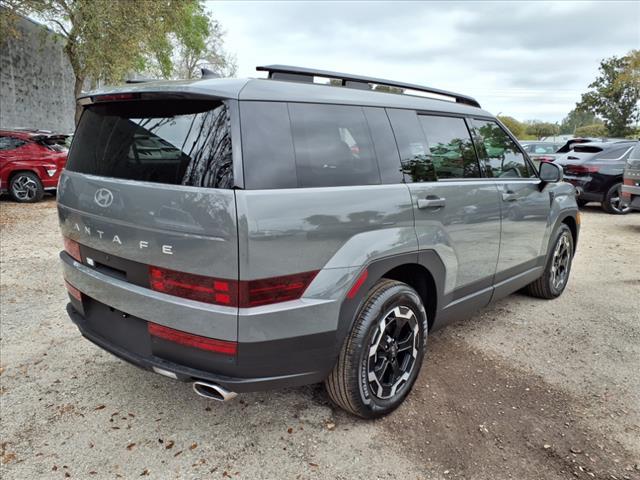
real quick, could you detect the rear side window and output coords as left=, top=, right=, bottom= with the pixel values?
left=418, top=115, right=480, bottom=179
left=67, top=100, right=233, bottom=188
left=0, top=136, right=26, bottom=150
left=472, top=120, right=534, bottom=178
left=386, top=109, right=435, bottom=182
left=598, top=146, right=632, bottom=160
left=289, top=103, right=381, bottom=188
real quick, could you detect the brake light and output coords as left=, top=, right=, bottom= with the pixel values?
left=148, top=267, right=318, bottom=307
left=64, top=280, right=82, bottom=301
left=63, top=237, right=81, bottom=261
left=149, top=266, right=237, bottom=306
left=566, top=165, right=599, bottom=174
left=92, top=93, right=139, bottom=102
left=147, top=322, right=237, bottom=355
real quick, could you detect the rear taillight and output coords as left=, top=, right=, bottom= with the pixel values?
left=537, top=156, right=555, bottom=163
left=63, top=237, right=81, bottom=261
left=147, top=322, right=237, bottom=355
left=148, top=267, right=318, bottom=308
left=64, top=280, right=82, bottom=301
left=566, top=165, right=599, bottom=174
left=149, top=266, right=237, bottom=306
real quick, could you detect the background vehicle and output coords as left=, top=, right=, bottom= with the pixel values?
left=58, top=65, right=578, bottom=418
left=621, top=143, right=640, bottom=212
left=556, top=140, right=637, bottom=214
left=521, top=141, right=563, bottom=165
left=0, top=129, right=69, bottom=202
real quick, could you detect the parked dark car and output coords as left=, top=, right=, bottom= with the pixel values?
left=621, top=143, right=640, bottom=212
left=0, top=129, right=69, bottom=202
left=556, top=140, right=638, bottom=214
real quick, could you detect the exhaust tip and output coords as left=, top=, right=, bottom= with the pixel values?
left=192, top=381, right=237, bottom=402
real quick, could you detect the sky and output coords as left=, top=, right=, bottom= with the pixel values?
left=206, top=0, right=639, bottom=123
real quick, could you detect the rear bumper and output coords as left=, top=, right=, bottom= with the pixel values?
left=66, top=301, right=332, bottom=392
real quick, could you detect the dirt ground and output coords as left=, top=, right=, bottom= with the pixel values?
left=1, top=196, right=639, bottom=480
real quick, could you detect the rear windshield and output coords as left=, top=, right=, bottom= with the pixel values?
left=66, top=100, right=233, bottom=188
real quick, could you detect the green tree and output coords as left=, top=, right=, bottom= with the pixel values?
left=3, top=0, right=224, bottom=123
left=497, top=115, right=524, bottom=138
left=577, top=51, right=640, bottom=137
left=574, top=124, right=608, bottom=138
left=524, top=121, right=560, bottom=140
left=560, top=109, right=603, bottom=134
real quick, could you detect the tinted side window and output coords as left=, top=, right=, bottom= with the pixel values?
left=0, top=137, right=25, bottom=150
left=472, top=120, right=533, bottom=178
left=598, top=146, right=632, bottom=160
left=386, top=109, right=435, bottom=182
left=240, top=102, right=297, bottom=189
left=288, top=104, right=381, bottom=188
left=418, top=115, right=480, bottom=179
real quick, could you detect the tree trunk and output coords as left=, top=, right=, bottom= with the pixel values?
left=74, top=75, right=84, bottom=126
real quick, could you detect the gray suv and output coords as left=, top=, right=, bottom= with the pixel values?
left=58, top=65, right=579, bottom=418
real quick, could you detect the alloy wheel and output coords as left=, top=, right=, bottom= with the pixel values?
left=367, top=305, right=419, bottom=400
left=609, top=185, right=631, bottom=214
left=11, top=175, right=39, bottom=201
left=550, top=232, right=571, bottom=291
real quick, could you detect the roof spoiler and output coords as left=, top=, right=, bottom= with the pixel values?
left=256, top=64, right=481, bottom=108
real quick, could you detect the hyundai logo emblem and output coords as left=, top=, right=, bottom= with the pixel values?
left=94, top=188, right=114, bottom=208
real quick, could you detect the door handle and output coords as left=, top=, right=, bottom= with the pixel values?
left=502, top=192, right=518, bottom=202
left=417, top=196, right=446, bottom=209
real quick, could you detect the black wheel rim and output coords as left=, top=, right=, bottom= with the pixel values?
left=12, top=175, right=38, bottom=201
left=367, top=306, right=419, bottom=400
left=610, top=185, right=630, bottom=213
left=550, top=232, right=571, bottom=291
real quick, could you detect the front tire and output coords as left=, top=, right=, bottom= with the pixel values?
left=9, top=172, right=44, bottom=203
left=525, top=224, right=574, bottom=299
left=602, top=182, right=630, bottom=214
left=325, top=279, right=428, bottom=419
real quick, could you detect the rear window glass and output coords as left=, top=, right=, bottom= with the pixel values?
left=573, top=145, right=603, bottom=153
left=289, top=103, right=381, bottom=188
left=386, top=109, right=436, bottom=182
left=598, top=145, right=632, bottom=160
left=66, top=100, right=233, bottom=188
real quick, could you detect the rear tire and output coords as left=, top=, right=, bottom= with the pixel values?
left=576, top=199, right=588, bottom=208
left=325, top=279, right=428, bottom=419
left=602, top=182, right=630, bottom=214
left=525, top=224, right=574, bottom=299
left=9, top=171, right=44, bottom=203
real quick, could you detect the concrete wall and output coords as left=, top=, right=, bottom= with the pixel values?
left=0, top=15, right=75, bottom=133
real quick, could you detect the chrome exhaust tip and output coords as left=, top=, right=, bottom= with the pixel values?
left=192, top=381, right=237, bottom=402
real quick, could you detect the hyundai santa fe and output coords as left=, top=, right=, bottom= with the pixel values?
left=58, top=65, right=579, bottom=418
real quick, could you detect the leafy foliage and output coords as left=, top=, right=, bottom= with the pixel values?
left=497, top=116, right=524, bottom=138
left=4, top=0, right=234, bottom=123
left=577, top=51, right=640, bottom=137
left=574, top=124, right=608, bottom=138
left=559, top=109, right=603, bottom=134
left=524, top=121, right=559, bottom=140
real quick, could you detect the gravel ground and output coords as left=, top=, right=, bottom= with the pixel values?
left=1, top=196, right=639, bottom=480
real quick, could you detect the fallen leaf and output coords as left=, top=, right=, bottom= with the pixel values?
left=287, top=427, right=293, bottom=434
left=189, top=443, right=198, bottom=450
left=94, top=405, right=106, bottom=411
left=173, top=451, right=183, bottom=457
left=140, top=468, right=149, bottom=476
left=127, top=443, right=136, bottom=451
left=1, top=453, right=17, bottom=464
left=165, top=440, right=175, bottom=449
left=89, top=471, right=97, bottom=475
left=325, top=422, right=336, bottom=431
left=309, top=462, right=319, bottom=467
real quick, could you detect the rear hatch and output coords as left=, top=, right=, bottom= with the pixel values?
left=58, top=96, right=239, bottom=343
left=555, top=145, right=602, bottom=175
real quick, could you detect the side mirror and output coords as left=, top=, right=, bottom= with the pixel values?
left=539, top=161, right=563, bottom=183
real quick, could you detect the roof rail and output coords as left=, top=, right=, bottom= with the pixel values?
left=256, top=65, right=481, bottom=108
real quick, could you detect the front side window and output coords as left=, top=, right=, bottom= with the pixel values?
left=289, top=103, right=381, bottom=187
left=67, top=100, right=233, bottom=188
left=472, top=120, right=533, bottom=178
left=418, top=115, right=480, bottom=179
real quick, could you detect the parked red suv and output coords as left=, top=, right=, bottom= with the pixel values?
left=0, top=129, right=70, bottom=202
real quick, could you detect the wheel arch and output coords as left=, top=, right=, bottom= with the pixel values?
left=335, top=251, right=446, bottom=352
